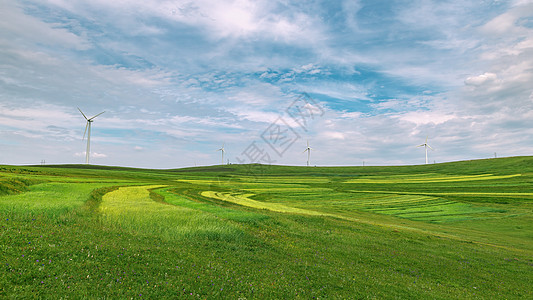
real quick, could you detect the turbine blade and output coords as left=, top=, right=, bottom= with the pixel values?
left=82, top=122, right=88, bottom=140
left=427, top=144, right=434, bottom=150
left=89, top=111, right=105, bottom=121
left=78, top=107, right=88, bottom=120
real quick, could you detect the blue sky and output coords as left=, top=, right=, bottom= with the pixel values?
left=1, top=0, right=532, bottom=168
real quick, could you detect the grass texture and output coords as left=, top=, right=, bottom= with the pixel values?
left=0, top=156, right=532, bottom=298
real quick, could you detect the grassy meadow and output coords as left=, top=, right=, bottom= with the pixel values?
left=0, top=157, right=532, bottom=298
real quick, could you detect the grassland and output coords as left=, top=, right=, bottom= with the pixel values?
left=1, top=157, right=532, bottom=298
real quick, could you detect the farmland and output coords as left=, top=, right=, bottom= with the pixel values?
left=1, top=157, right=532, bottom=298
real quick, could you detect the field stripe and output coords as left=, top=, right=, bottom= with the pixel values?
left=349, top=190, right=533, bottom=197
left=344, top=174, right=522, bottom=184
left=200, top=191, right=329, bottom=217
left=200, top=190, right=532, bottom=255
left=100, top=185, right=167, bottom=210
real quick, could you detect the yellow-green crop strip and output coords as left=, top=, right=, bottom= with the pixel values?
left=178, top=179, right=305, bottom=188
left=344, top=173, right=522, bottom=183
left=242, top=187, right=332, bottom=193
left=233, top=176, right=331, bottom=183
left=349, top=190, right=533, bottom=198
left=201, top=191, right=329, bottom=216
left=100, top=185, right=243, bottom=240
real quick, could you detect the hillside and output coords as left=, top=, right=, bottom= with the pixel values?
left=1, top=157, right=532, bottom=298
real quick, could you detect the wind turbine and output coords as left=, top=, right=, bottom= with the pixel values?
left=303, top=140, right=312, bottom=166
left=78, top=108, right=105, bottom=164
left=217, top=143, right=225, bottom=165
left=417, top=136, right=433, bottom=164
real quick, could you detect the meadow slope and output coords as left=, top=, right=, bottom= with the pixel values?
left=1, top=157, right=532, bottom=298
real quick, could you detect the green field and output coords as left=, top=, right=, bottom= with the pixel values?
left=1, top=157, right=532, bottom=298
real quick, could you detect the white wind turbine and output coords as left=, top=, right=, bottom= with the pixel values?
left=78, top=108, right=105, bottom=165
left=303, top=140, right=312, bottom=166
left=217, top=143, right=225, bottom=165
left=417, top=136, right=433, bottom=164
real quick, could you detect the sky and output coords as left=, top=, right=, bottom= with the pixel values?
left=0, top=0, right=532, bottom=168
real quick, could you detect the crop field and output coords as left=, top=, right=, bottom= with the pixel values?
left=1, top=157, right=532, bottom=298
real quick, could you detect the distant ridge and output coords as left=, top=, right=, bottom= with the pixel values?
left=14, top=155, right=532, bottom=175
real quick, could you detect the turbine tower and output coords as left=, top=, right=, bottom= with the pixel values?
left=417, top=136, right=433, bottom=164
left=217, top=143, right=225, bottom=165
left=303, top=140, right=312, bottom=166
left=78, top=108, right=105, bottom=164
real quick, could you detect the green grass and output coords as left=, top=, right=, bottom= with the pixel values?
left=0, top=176, right=42, bottom=195
left=0, top=182, right=117, bottom=218
left=1, top=157, right=533, bottom=298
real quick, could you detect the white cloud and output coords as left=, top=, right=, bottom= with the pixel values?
left=464, top=72, right=498, bottom=86
left=340, top=111, right=363, bottom=119
left=294, top=63, right=322, bottom=75
left=74, top=152, right=107, bottom=158
left=322, top=131, right=345, bottom=140
left=397, top=111, right=456, bottom=126
left=300, top=82, right=372, bottom=103
left=89, top=66, right=172, bottom=87
left=39, top=0, right=326, bottom=45
left=168, top=115, right=243, bottom=130
left=481, top=2, right=533, bottom=36
left=0, top=0, right=91, bottom=51
left=0, top=103, right=79, bottom=139
left=92, top=152, right=108, bottom=158
left=227, top=109, right=280, bottom=124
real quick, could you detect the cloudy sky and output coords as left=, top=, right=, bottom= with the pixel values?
left=1, top=0, right=532, bottom=168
